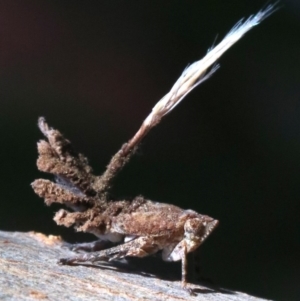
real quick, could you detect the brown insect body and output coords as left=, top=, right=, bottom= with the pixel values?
left=32, top=118, right=218, bottom=291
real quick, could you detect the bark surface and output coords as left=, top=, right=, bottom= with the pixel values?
left=0, top=230, right=272, bottom=301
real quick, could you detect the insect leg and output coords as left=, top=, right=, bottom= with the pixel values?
left=59, top=236, right=159, bottom=265
left=63, top=240, right=114, bottom=253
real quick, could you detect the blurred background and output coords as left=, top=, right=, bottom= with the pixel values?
left=0, top=0, right=299, bottom=300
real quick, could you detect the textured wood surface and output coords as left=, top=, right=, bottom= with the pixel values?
left=0, top=230, right=272, bottom=301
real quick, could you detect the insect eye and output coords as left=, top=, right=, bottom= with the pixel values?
left=184, top=218, right=205, bottom=235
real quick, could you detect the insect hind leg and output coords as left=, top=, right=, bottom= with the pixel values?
left=59, top=236, right=160, bottom=265
left=62, top=239, right=115, bottom=253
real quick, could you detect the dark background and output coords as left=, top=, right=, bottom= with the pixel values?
left=0, top=1, right=299, bottom=300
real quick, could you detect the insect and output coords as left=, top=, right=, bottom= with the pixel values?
left=32, top=4, right=277, bottom=294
